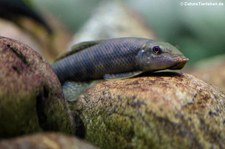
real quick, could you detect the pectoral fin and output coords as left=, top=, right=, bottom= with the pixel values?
left=63, top=81, right=90, bottom=102
left=104, top=71, right=143, bottom=80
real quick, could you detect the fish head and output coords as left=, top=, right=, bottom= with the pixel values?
left=136, top=41, right=189, bottom=71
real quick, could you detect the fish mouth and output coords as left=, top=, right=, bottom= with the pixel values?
left=170, top=57, right=189, bottom=70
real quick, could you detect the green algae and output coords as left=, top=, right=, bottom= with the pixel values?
left=0, top=91, right=41, bottom=137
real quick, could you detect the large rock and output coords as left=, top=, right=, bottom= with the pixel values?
left=0, top=133, right=98, bottom=149
left=0, top=37, right=74, bottom=138
left=70, top=73, right=225, bottom=149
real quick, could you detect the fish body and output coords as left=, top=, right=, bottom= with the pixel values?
left=52, top=37, right=188, bottom=84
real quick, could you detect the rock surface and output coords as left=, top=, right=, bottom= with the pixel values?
left=190, top=55, right=225, bottom=93
left=0, top=37, right=74, bottom=138
left=0, top=133, right=98, bottom=149
left=70, top=72, right=225, bottom=149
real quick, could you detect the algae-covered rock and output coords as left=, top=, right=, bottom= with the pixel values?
left=70, top=73, right=225, bottom=149
left=0, top=36, right=74, bottom=138
left=0, top=133, right=98, bottom=149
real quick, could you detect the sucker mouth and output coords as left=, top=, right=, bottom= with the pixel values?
left=170, top=57, right=189, bottom=69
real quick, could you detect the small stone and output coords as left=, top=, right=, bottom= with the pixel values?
left=0, top=133, right=98, bottom=149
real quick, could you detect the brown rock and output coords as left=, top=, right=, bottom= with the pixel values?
left=70, top=72, right=225, bottom=149
left=0, top=13, right=72, bottom=62
left=190, top=55, right=225, bottom=93
left=0, top=37, right=74, bottom=138
left=0, top=133, right=98, bottom=149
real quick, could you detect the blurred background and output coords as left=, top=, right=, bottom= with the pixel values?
left=34, top=0, right=225, bottom=64
left=1, top=0, right=225, bottom=65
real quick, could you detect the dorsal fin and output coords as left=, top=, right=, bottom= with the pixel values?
left=71, top=40, right=101, bottom=53
left=55, top=40, right=101, bottom=61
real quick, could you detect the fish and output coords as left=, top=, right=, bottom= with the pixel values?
left=52, top=37, right=189, bottom=84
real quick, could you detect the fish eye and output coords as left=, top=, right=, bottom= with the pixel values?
left=152, top=46, right=162, bottom=55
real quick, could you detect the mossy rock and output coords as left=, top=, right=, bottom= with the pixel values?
left=0, top=36, right=74, bottom=138
left=70, top=73, right=225, bottom=149
left=0, top=133, right=98, bottom=149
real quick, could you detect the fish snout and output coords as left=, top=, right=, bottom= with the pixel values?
left=170, top=56, right=189, bottom=69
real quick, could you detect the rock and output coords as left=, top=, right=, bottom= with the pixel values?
left=70, top=72, right=225, bottom=149
left=190, top=55, right=225, bottom=93
left=0, top=37, right=74, bottom=138
left=0, top=133, right=98, bottom=149
left=0, top=13, right=72, bottom=62
left=70, top=1, right=155, bottom=47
